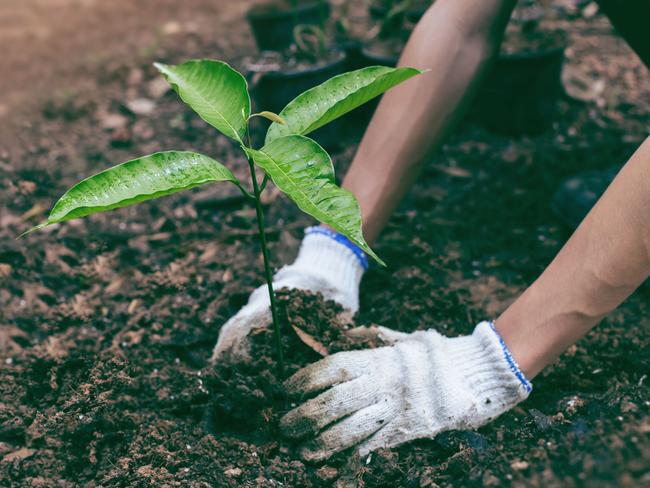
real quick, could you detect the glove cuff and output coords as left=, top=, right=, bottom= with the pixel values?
left=303, top=226, right=369, bottom=270
left=447, top=321, right=532, bottom=425
left=285, top=227, right=366, bottom=312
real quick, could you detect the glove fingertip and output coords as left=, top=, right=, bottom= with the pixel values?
left=210, top=338, right=252, bottom=366
left=279, top=411, right=318, bottom=439
left=282, top=370, right=308, bottom=394
left=299, top=441, right=331, bottom=463
left=281, top=360, right=327, bottom=394
left=283, top=357, right=360, bottom=396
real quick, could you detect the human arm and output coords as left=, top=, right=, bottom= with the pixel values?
left=282, top=136, right=650, bottom=460
left=496, top=136, right=650, bottom=377
left=344, top=0, right=517, bottom=244
left=212, top=0, right=519, bottom=360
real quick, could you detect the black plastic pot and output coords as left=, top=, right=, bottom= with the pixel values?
left=474, top=43, right=566, bottom=135
left=247, top=1, right=330, bottom=52
left=369, top=1, right=429, bottom=23
left=337, top=39, right=364, bottom=72
left=358, top=46, right=399, bottom=67
left=252, top=51, right=348, bottom=149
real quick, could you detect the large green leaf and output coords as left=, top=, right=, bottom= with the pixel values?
left=29, top=151, right=239, bottom=232
left=265, top=66, right=423, bottom=144
left=245, top=135, right=384, bottom=265
left=155, top=59, right=250, bottom=143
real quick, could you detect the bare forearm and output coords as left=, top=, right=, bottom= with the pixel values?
left=344, top=0, right=517, bottom=244
left=497, top=136, right=650, bottom=378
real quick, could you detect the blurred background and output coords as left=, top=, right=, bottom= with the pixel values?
left=0, top=0, right=246, bottom=142
left=1, top=0, right=648, bottom=147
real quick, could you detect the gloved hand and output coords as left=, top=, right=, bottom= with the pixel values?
left=211, top=226, right=367, bottom=362
left=281, top=321, right=532, bottom=461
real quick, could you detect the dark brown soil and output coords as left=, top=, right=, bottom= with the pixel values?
left=502, top=27, right=568, bottom=57
left=1, top=1, right=649, bottom=486
left=208, top=289, right=385, bottom=442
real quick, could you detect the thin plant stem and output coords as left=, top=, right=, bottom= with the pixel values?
left=259, top=174, right=269, bottom=193
left=245, top=128, right=285, bottom=377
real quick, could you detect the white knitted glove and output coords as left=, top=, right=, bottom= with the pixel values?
left=211, top=227, right=367, bottom=362
left=281, top=321, right=532, bottom=461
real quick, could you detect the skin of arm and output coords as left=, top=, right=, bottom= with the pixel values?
left=343, top=0, right=517, bottom=244
left=280, top=0, right=650, bottom=459
left=496, top=136, right=650, bottom=378
left=341, top=0, right=650, bottom=380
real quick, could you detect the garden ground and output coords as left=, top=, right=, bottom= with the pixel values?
left=1, top=0, right=649, bottom=486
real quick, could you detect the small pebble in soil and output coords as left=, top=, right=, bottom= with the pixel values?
left=529, top=409, right=552, bottom=431
left=224, top=467, right=242, bottom=478
left=562, top=395, right=586, bottom=415
left=315, top=466, right=338, bottom=481
left=511, top=460, right=530, bottom=471
left=125, top=98, right=156, bottom=116
left=569, top=419, right=589, bottom=436
left=482, top=471, right=500, bottom=487
left=460, top=431, right=490, bottom=452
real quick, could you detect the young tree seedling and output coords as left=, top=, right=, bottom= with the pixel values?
left=23, top=59, right=423, bottom=375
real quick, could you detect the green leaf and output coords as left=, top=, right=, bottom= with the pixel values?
left=250, top=111, right=286, bottom=125
left=29, top=151, right=239, bottom=231
left=265, top=66, right=423, bottom=144
left=244, top=135, right=384, bottom=265
left=155, top=59, right=250, bottom=143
